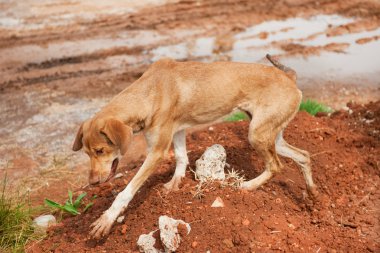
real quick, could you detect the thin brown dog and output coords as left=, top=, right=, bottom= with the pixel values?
left=73, top=55, right=318, bottom=239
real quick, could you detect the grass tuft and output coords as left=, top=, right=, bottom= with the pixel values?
left=225, top=111, right=249, bottom=122
left=225, top=99, right=332, bottom=121
left=0, top=177, right=43, bottom=253
left=299, top=99, right=332, bottom=116
left=222, top=169, right=246, bottom=188
left=45, top=191, right=95, bottom=216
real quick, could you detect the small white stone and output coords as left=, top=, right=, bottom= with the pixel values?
left=114, top=173, right=123, bottom=179
left=159, top=215, right=191, bottom=252
left=211, top=197, right=225, bottom=208
left=33, top=215, right=56, bottom=230
left=116, top=216, right=125, bottom=223
left=137, top=231, right=162, bottom=253
left=195, top=144, right=226, bottom=182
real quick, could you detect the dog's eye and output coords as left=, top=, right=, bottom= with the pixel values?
left=95, top=149, right=104, bottom=155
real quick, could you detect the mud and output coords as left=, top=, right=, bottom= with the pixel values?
left=28, top=102, right=380, bottom=252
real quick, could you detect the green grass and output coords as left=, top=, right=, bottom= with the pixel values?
left=45, top=191, right=95, bottom=216
left=225, top=99, right=332, bottom=122
left=0, top=178, right=43, bottom=253
left=225, top=111, right=249, bottom=122
left=299, top=99, right=332, bottom=116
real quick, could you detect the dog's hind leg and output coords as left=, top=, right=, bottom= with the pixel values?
left=275, top=131, right=318, bottom=197
left=240, top=113, right=283, bottom=190
left=240, top=87, right=302, bottom=191
left=164, top=129, right=189, bottom=191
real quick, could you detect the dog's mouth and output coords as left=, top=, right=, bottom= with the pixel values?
left=105, top=158, right=119, bottom=182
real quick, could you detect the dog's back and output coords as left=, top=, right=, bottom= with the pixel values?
left=141, top=59, right=300, bottom=125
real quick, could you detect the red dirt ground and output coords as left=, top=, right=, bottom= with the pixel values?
left=28, top=101, right=380, bottom=253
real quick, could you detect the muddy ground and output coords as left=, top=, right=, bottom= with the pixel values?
left=0, top=0, right=379, bottom=252
left=1, top=1, right=380, bottom=196
left=29, top=101, right=380, bottom=252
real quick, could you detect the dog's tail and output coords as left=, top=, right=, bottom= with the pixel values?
left=266, top=54, right=297, bottom=82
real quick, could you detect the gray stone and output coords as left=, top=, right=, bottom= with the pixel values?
left=137, top=231, right=162, bottom=253
left=195, top=144, right=226, bottom=182
left=159, top=215, right=191, bottom=252
left=33, top=214, right=56, bottom=230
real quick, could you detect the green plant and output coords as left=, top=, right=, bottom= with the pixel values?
left=44, top=191, right=94, bottom=216
left=225, top=111, right=249, bottom=122
left=0, top=177, right=43, bottom=253
left=299, top=99, right=332, bottom=116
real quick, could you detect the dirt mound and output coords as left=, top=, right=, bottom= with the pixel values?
left=28, top=101, right=380, bottom=252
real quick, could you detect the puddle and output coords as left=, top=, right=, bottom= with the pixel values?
left=234, top=15, right=354, bottom=46
left=151, top=37, right=215, bottom=61
left=281, top=39, right=380, bottom=80
left=149, top=14, right=380, bottom=81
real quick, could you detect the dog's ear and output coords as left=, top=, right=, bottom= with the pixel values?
left=101, top=119, right=133, bottom=155
left=73, top=123, right=84, bottom=151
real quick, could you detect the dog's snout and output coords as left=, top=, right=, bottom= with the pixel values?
left=89, top=171, right=110, bottom=185
left=89, top=176, right=100, bottom=185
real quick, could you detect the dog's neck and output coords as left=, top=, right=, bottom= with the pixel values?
left=97, top=89, right=152, bottom=134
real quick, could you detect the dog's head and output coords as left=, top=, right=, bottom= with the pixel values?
left=72, top=118, right=133, bottom=184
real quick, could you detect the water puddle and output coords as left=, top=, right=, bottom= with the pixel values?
left=234, top=15, right=354, bottom=47
left=150, top=14, right=380, bottom=81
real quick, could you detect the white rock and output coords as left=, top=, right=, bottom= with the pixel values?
left=116, top=215, right=125, bottom=223
left=159, top=215, right=191, bottom=252
left=195, top=144, right=226, bottom=182
left=114, top=173, right=124, bottom=179
left=33, top=215, right=56, bottom=230
left=211, top=197, right=225, bottom=207
left=137, top=231, right=162, bottom=253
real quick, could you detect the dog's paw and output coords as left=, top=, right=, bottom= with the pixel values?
left=90, top=213, right=114, bottom=239
left=308, top=187, right=320, bottom=199
left=240, top=181, right=258, bottom=191
left=163, top=177, right=182, bottom=192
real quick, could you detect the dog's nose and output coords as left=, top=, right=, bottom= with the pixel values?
left=89, top=177, right=100, bottom=185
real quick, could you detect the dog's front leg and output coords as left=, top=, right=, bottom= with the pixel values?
left=90, top=126, right=173, bottom=239
left=89, top=151, right=163, bottom=239
left=164, top=129, right=188, bottom=191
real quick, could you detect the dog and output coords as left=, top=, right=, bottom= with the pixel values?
left=72, top=55, right=318, bottom=239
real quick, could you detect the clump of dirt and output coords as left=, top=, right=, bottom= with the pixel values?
left=280, top=42, right=350, bottom=56
left=28, top=101, right=380, bottom=253
left=326, top=19, right=380, bottom=37
left=356, top=35, right=380, bottom=44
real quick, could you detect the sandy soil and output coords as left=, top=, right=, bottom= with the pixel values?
left=28, top=101, right=380, bottom=252
left=0, top=0, right=379, bottom=251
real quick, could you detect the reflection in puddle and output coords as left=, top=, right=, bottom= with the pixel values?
left=151, top=37, right=215, bottom=61
left=234, top=15, right=354, bottom=47
left=282, top=39, right=380, bottom=80
left=150, top=14, right=380, bottom=81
